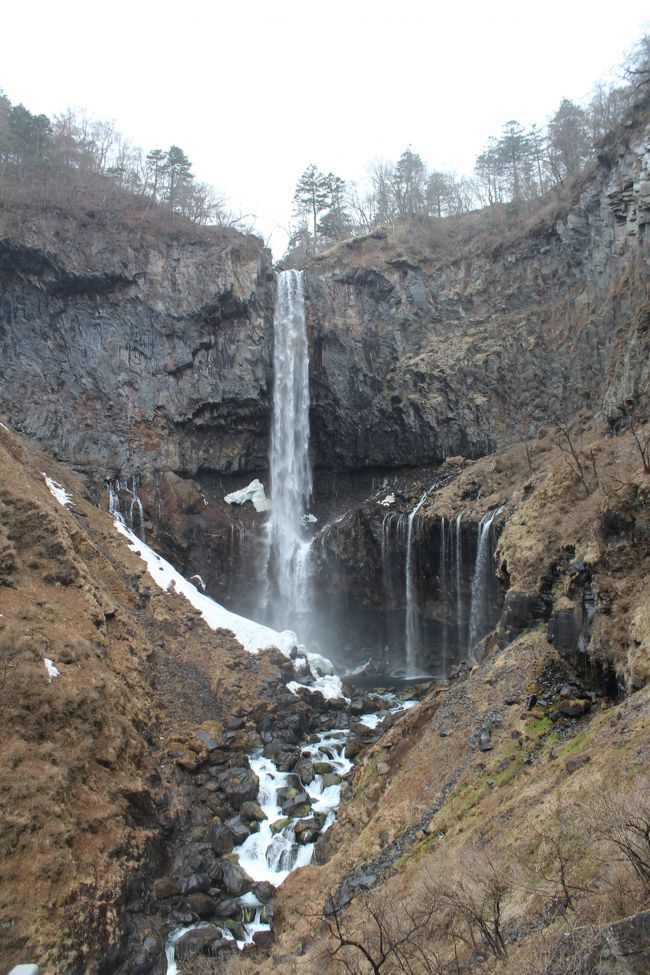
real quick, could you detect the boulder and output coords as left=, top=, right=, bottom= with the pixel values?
left=294, top=757, right=315, bottom=784
left=216, top=766, right=259, bottom=809
left=207, top=822, right=235, bottom=855
left=220, top=859, right=254, bottom=897
left=178, top=872, right=211, bottom=895
left=175, top=925, right=224, bottom=960
left=240, top=800, right=267, bottom=822
left=183, top=893, right=218, bottom=919
left=153, top=875, right=180, bottom=900
left=253, top=880, right=276, bottom=903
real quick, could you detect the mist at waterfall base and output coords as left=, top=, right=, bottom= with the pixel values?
left=249, top=269, right=503, bottom=678
left=299, top=506, right=504, bottom=678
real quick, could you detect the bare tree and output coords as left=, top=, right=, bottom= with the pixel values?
left=320, top=890, right=449, bottom=975
left=432, top=852, right=512, bottom=960
left=551, top=421, right=593, bottom=497
left=519, top=801, right=595, bottom=913
left=591, top=783, right=650, bottom=895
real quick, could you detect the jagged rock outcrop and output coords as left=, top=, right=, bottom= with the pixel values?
left=0, top=212, right=275, bottom=478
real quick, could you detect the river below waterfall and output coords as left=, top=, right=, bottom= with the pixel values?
left=165, top=696, right=416, bottom=971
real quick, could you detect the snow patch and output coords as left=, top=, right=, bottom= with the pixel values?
left=380, top=493, right=396, bottom=507
left=0, top=422, right=10, bottom=432
left=44, top=658, right=60, bottom=682
left=287, top=675, right=347, bottom=701
left=301, top=512, right=318, bottom=525
left=113, top=520, right=346, bottom=699
left=304, top=651, right=335, bottom=676
left=189, top=574, right=206, bottom=591
left=43, top=474, right=73, bottom=508
left=114, top=520, right=301, bottom=657
left=224, top=479, right=271, bottom=513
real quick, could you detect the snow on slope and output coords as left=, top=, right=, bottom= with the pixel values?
left=113, top=520, right=345, bottom=698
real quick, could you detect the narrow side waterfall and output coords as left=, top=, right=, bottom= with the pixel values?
left=404, top=489, right=432, bottom=676
left=264, top=270, right=312, bottom=632
left=108, top=475, right=145, bottom=540
left=469, top=507, right=502, bottom=650
left=438, top=515, right=448, bottom=677
left=454, top=511, right=465, bottom=653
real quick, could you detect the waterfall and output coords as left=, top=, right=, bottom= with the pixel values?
left=108, top=474, right=145, bottom=540
left=264, top=270, right=312, bottom=631
left=404, top=489, right=432, bottom=676
left=438, top=515, right=448, bottom=678
left=454, top=511, right=465, bottom=654
left=469, top=507, right=502, bottom=650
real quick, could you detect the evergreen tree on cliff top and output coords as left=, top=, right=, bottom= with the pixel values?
left=293, top=164, right=330, bottom=254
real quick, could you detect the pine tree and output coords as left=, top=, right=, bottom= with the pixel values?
left=164, top=145, right=193, bottom=208
left=293, top=164, right=330, bottom=253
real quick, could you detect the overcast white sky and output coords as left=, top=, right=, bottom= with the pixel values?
left=2, top=1, right=648, bottom=254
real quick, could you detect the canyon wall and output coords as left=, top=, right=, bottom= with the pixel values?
left=305, top=97, right=650, bottom=469
left=0, top=213, right=275, bottom=478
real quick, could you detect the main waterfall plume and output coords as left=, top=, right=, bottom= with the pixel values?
left=263, top=269, right=312, bottom=632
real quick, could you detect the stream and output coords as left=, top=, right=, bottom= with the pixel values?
left=165, top=698, right=416, bottom=971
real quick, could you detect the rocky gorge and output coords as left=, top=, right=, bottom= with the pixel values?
left=0, top=91, right=649, bottom=975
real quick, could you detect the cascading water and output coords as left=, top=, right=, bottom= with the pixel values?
left=438, top=515, right=448, bottom=677
left=469, top=506, right=502, bottom=651
left=404, top=488, right=434, bottom=676
left=454, top=510, right=465, bottom=655
left=263, top=269, right=312, bottom=633
left=381, top=510, right=407, bottom=658
left=108, top=475, right=145, bottom=540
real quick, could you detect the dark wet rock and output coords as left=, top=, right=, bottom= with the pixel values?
left=239, top=800, right=267, bottom=823
left=153, top=875, right=180, bottom=900
left=195, top=726, right=225, bottom=751
left=270, top=817, right=290, bottom=835
left=224, top=815, right=253, bottom=843
left=294, top=757, right=315, bottom=784
left=129, top=931, right=164, bottom=974
left=262, top=740, right=299, bottom=771
left=213, top=897, right=242, bottom=920
left=281, top=790, right=312, bottom=816
left=207, top=823, right=235, bottom=855
left=216, top=766, right=259, bottom=809
left=252, top=929, right=274, bottom=952
left=178, top=872, right=211, bottom=895
left=260, top=903, right=275, bottom=925
left=253, top=880, right=276, bottom=903
left=183, top=893, right=218, bottom=919
left=175, top=925, right=224, bottom=960
left=220, top=859, right=254, bottom=897
left=222, top=920, right=247, bottom=940
left=321, top=772, right=343, bottom=787
left=344, top=737, right=366, bottom=760
left=295, top=815, right=327, bottom=844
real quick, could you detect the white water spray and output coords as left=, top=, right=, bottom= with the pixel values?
left=404, top=488, right=433, bottom=676
left=264, top=270, right=312, bottom=630
left=469, top=507, right=502, bottom=650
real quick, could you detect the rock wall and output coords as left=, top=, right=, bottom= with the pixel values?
left=304, top=97, right=650, bottom=470
left=0, top=211, right=275, bottom=478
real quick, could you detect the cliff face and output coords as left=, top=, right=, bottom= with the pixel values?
left=0, top=212, right=275, bottom=478
left=304, top=100, right=650, bottom=470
